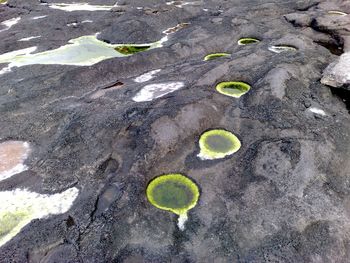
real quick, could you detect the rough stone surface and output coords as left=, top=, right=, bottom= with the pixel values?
left=1, top=0, right=350, bottom=262
left=321, top=52, right=350, bottom=88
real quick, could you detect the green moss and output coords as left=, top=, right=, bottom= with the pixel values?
left=0, top=211, right=28, bottom=238
left=147, top=174, right=199, bottom=216
left=238, top=38, right=260, bottom=45
left=216, top=81, right=250, bottom=98
left=203, top=53, right=230, bottom=61
left=114, top=45, right=151, bottom=55
left=198, top=129, right=241, bottom=160
left=268, top=45, right=297, bottom=53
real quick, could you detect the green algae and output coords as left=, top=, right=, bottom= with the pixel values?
left=216, top=81, right=251, bottom=98
left=114, top=45, right=151, bottom=55
left=238, top=38, right=260, bottom=45
left=0, top=209, right=32, bottom=248
left=0, top=211, right=30, bottom=238
left=198, top=129, right=241, bottom=160
left=203, top=53, right=230, bottom=61
left=146, top=174, right=199, bottom=230
left=0, top=35, right=166, bottom=69
left=0, top=187, right=79, bottom=248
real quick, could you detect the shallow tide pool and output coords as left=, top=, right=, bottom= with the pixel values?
left=0, top=187, right=79, bottom=247
left=0, top=35, right=167, bottom=72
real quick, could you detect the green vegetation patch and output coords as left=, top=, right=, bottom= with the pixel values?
left=238, top=38, right=260, bottom=45
left=203, top=53, right=230, bottom=61
left=198, top=129, right=241, bottom=160
left=146, top=174, right=199, bottom=230
left=114, top=45, right=151, bottom=55
left=216, top=81, right=251, bottom=98
left=0, top=0, right=7, bottom=4
left=0, top=211, right=29, bottom=239
left=147, top=174, right=199, bottom=216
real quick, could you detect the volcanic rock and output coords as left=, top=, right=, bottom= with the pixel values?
left=1, top=0, right=350, bottom=262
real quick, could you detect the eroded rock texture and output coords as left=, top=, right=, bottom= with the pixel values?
left=1, top=0, right=350, bottom=262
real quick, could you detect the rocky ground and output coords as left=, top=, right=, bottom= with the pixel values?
left=0, top=0, right=350, bottom=262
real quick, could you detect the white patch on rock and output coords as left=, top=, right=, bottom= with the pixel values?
left=321, top=52, right=350, bottom=87
left=0, top=36, right=165, bottom=71
left=0, top=141, right=30, bottom=182
left=133, top=82, right=184, bottom=102
left=18, top=36, right=41, bottom=42
left=0, top=66, right=11, bottom=75
left=197, top=152, right=211, bottom=160
left=166, top=1, right=192, bottom=8
left=327, top=10, right=347, bottom=16
left=134, top=69, right=161, bottom=83
left=265, top=67, right=291, bottom=99
left=268, top=45, right=297, bottom=53
left=32, top=15, right=47, bottom=20
left=67, top=22, right=78, bottom=27
left=309, top=107, right=326, bottom=116
left=0, top=47, right=37, bottom=74
left=0, top=187, right=79, bottom=247
left=46, top=3, right=116, bottom=12
left=0, top=17, right=21, bottom=32
left=162, top=23, right=190, bottom=35
left=177, top=213, right=188, bottom=231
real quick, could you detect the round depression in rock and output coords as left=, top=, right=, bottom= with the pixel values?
left=216, top=81, right=250, bottom=98
left=198, top=129, right=241, bottom=160
left=146, top=174, right=199, bottom=216
left=268, top=45, right=297, bottom=53
left=203, top=53, right=230, bottom=61
left=238, top=38, right=260, bottom=45
left=327, top=10, right=347, bottom=16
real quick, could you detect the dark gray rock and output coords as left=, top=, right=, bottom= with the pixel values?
left=0, top=0, right=350, bottom=262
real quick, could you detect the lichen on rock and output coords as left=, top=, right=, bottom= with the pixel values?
left=197, top=129, right=241, bottom=160
left=216, top=81, right=251, bottom=98
left=146, top=173, right=199, bottom=230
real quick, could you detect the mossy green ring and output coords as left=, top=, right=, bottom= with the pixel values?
left=238, top=38, right=260, bottom=45
left=216, top=81, right=251, bottom=98
left=146, top=174, right=200, bottom=216
left=199, top=129, right=241, bottom=159
left=203, top=53, right=230, bottom=61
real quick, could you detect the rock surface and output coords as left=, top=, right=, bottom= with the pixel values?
left=1, top=0, right=350, bottom=262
